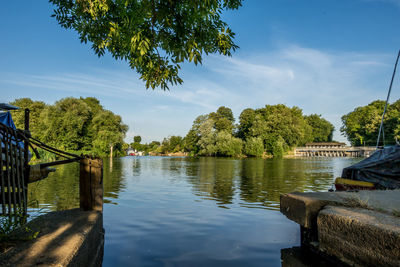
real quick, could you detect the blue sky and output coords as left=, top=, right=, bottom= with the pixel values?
left=1, top=0, right=400, bottom=143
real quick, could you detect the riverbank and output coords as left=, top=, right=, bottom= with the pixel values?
left=280, top=190, right=400, bottom=266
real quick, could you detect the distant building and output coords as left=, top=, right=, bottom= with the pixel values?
left=126, top=147, right=135, bottom=156
left=305, top=142, right=346, bottom=148
left=126, top=147, right=144, bottom=156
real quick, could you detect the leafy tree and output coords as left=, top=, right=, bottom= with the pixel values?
left=183, top=129, right=200, bottom=154
left=244, top=137, right=264, bottom=157
left=10, top=98, right=48, bottom=139
left=215, top=131, right=242, bottom=157
left=242, top=104, right=311, bottom=155
left=305, top=114, right=335, bottom=142
left=91, top=110, right=128, bottom=156
left=50, top=0, right=242, bottom=90
left=81, top=97, right=103, bottom=114
left=9, top=97, right=128, bottom=156
left=209, top=106, right=235, bottom=133
left=41, top=97, right=92, bottom=151
left=133, top=135, right=142, bottom=143
left=198, top=118, right=217, bottom=156
left=184, top=115, right=208, bottom=153
left=169, top=135, right=183, bottom=152
left=160, top=135, right=183, bottom=153
left=385, top=99, right=400, bottom=143
left=183, top=104, right=334, bottom=157
left=237, top=108, right=256, bottom=139
left=149, top=140, right=160, bottom=147
left=271, top=136, right=286, bottom=158
left=341, top=99, right=400, bottom=146
left=341, top=100, right=384, bottom=146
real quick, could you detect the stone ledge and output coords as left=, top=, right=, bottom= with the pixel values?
left=0, top=209, right=104, bottom=267
left=318, top=205, right=400, bottom=267
left=280, top=192, right=343, bottom=228
left=280, top=190, right=400, bottom=229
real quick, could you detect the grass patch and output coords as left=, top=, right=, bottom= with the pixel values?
left=343, top=195, right=371, bottom=209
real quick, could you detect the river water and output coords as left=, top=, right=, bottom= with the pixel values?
left=28, top=156, right=359, bottom=266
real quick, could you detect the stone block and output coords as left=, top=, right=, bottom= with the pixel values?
left=318, top=205, right=400, bottom=267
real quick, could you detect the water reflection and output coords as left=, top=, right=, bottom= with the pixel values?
left=28, top=157, right=128, bottom=211
left=28, top=157, right=360, bottom=212
left=28, top=162, right=80, bottom=212
left=184, top=157, right=360, bottom=210
left=27, top=156, right=361, bottom=266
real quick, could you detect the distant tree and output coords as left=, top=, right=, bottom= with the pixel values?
left=237, top=108, right=256, bottom=139
left=215, top=131, right=242, bottom=157
left=386, top=99, right=400, bottom=143
left=41, top=97, right=93, bottom=151
left=244, top=137, right=264, bottom=157
left=169, top=136, right=183, bottom=152
left=10, top=98, right=48, bottom=139
left=149, top=141, right=160, bottom=147
left=91, top=110, right=128, bottom=156
left=184, top=115, right=208, bottom=153
left=209, top=106, right=235, bottom=133
left=50, top=0, right=242, bottom=90
left=271, top=136, right=286, bottom=158
left=183, top=129, right=200, bottom=154
left=341, top=99, right=400, bottom=146
left=305, top=114, right=335, bottom=142
left=133, top=135, right=142, bottom=144
left=159, top=135, right=183, bottom=153
left=182, top=104, right=334, bottom=157
left=198, top=118, right=217, bottom=156
left=10, top=97, right=128, bottom=156
left=241, top=104, right=311, bottom=155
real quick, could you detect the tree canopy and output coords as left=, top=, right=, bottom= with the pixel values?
left=50, top=0, right=242, bottom=90
left=341, top=99, right=400, bottom=146
left=305, top=114, right=334, bottom=142
left=133, top=135, right=142, bottom=143
left=181, top=104, right=334, bottom=157
left=10, top=97, right=128, bottom=157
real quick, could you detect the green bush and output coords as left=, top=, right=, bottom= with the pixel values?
left=244, top=137, right=264, bottom=157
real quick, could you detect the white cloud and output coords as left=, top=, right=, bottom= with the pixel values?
left=2, top=45, right=399, bottom=143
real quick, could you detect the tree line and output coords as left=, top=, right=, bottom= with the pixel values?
left=10, top=97, right=128, bottom=158
left=134, top=99, right=400, bottom=157
left=131, top=105, right=334, bottom=157
left=9, top=98, right=398, bottom=158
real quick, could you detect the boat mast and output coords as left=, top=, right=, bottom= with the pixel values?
left=376, top=49, right=400, bottom=148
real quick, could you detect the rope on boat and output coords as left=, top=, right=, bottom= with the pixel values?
left=376, top=49, right=400, bottom=148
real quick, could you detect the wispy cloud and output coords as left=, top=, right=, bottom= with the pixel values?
left=2, top=45, right=398, bottom=143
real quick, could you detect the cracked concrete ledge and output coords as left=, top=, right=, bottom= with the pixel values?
left=0, top=209, right=104, bottom=267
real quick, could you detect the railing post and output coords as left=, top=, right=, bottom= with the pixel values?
left=80, top=158, right=103, bottom=212
left=23, top=108, right=30, bottom=214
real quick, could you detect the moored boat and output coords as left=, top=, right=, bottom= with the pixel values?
left=335, top=144, right=400, bottom=190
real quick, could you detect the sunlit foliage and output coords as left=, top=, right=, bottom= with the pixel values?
left=10, top=97, right=128, bottom=157
left=50, top=0, right=242, bottom=90
left=341, top=99, right=400, bottom=146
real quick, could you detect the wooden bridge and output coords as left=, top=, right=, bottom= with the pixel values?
left=294, top=143, right=376, bottom=157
